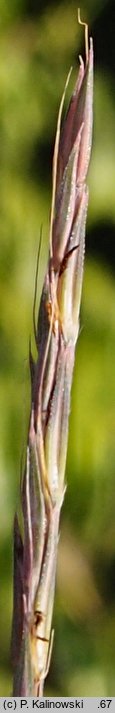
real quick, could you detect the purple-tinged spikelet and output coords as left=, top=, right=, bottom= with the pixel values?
left=12, top=17, right=93, bottom=696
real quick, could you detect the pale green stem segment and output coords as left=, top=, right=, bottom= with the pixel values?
left=12, top=22, right=93, bottom=696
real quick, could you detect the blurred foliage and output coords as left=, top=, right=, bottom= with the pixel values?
left=0, top=0, right=115, bottom=696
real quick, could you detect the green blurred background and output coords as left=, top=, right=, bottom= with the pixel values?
left=0, top=0, right=115, bottom=696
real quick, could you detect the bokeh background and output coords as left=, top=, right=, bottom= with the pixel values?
left=0, top=0, right=115, bottom=696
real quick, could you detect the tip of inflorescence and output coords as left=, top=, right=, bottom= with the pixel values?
left=78, top=7, right=89, bottom=65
